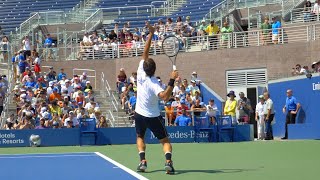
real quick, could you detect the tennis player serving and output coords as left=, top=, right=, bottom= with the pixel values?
left=134, top=24, right=178, bottom=174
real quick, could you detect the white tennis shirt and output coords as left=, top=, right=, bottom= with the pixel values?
left=135, top=60, right=164, bottom=117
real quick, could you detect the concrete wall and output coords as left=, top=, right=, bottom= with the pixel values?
left=42, top=40, right=320, bottom=99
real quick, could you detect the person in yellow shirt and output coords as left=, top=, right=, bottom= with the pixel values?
left=224, top=90, right=237, bottom=125
left=205, top=20, right=220, bottom=49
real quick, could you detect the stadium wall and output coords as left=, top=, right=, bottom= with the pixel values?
left=43, top=40, right=320, bottom=98
left=0, top=125, right=253, bottom=147
left=268, top=75, right=320, bottom=139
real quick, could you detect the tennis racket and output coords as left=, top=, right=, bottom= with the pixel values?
left=161, top=35, right=180, bottom=70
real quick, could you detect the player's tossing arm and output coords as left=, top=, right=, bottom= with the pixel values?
left=158, top=71, right=179, bottom=102
left=142, top=23, right=155, bottom=61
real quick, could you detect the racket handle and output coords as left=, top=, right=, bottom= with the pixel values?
left=173, top=65, right=177, bottom=71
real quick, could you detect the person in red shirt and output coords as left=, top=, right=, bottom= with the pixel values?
left=177, top=99, right=189, bottom=117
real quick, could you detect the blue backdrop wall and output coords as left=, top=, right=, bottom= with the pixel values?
left=268, top=75, right=320, bottom=139
left=0, top=125, right=253, bottom=147
left=200, top=83, right=225, bottom=113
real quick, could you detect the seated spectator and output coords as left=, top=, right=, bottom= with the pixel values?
left=292, top=64, right=307, bottom=75
left=188, top=80, right=200, bottom=97
left=172, top=81, right=180, bottom=97
left=117, top=68, right=127, bottom=93
left=174, top=109, right=191, bottom=126
left=177, top=99, right=189, bottom=116
left=49, top=88, right=62, bottom=101
left=303, top=1, right=312, bottom=22
left=35, top=118, right=47, bottom=129
left=313, top=0, right=320, bottom=14
left=192, top=91, right=202, bottom=103
left=128, top=91, right=137, bottom=113
left=4, top=114, right=16, bottom=130
left=63, top=111, right=79, bottom=128
left=185, top=93, right=193, bottom=108
left=165, top=18, right=174, bottom=34
left=198, top=20, right=207, bottom=36
left=81, top=32, right=92, bottom=47
left=191, top=71, right=201, bottom=85
left=191, top=99, right=206, bottom=118
left=175, top=16, right=183, bottom=31
left=311, top=61, right=319, bottom=73
left=165, top=102, right=176, bottom=126
left=97, top=116, right=108, bottom=128
left=171, top=96, right=180, bottom=108
left=206, top=99, right=218, bottom=124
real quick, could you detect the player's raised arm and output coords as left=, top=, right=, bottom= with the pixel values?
left=158, top=71, right=178, bottom=101
left=142, top=23, right=155, bottom=61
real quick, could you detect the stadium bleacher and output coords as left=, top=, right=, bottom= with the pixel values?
left=0, top=0, right=81, bottom=35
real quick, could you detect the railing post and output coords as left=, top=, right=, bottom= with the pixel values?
left=307, top=26, right=309, bottom=42
left=234, top=33, right=237, bottom=48
left=290, top=10, right=293, bottom=23
left=313, top=24, right=316, bottom=40
left=257, top=30, right=260, bottom=46
left=206, top=35, right=210, bottom=50
left=281, top=28, right=284, bottom=44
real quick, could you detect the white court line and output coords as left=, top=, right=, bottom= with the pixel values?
left=0, top=154, right=96, bottom=159
left=95, top=152, right=149, bottom=180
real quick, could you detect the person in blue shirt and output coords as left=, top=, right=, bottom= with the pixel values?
left=174, top=109, right=192, bottom=126
left=129, top=91, right=137, bottom=112
left=44, top=34, right=53, bottom=48
left=271, top=16, right=281, bottom=44
left=282, top=89, right=301, bottom=139
left=57, top=68, right=67, bottom=81
left=25, top=76, right=36, bottom=88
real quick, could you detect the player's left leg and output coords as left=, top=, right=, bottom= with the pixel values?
left=147, top=116, right=175, bottom=174
left=134, top=113, right=148, bottom=172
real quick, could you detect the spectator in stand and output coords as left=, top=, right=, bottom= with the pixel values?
left=192, top=91, right=202, bottom=103
left=282, top=89, right=301, bottom=139
left=33, top=52, right=41, bottom=77
left=292, top=64, right=308, bottom=75
left=22, top=36, right=31, bottom=60
left=57, top=68, right=66, bottom=81
left=206, top=99, right=218, bottom=124
left=174, top=109, right=191, bottom=126
left=260, top=17, right=272, bottom=45
left=191, top=99, right=206, bottom=118
left=311, top=61, right=319, bottom=73
left=263, top=92, right=275, bottom=140
left=188, top=80, right=200, bottom=97
left=175, top=16, right=183, bottom=31
left=97, top=116, right=108, bottom=128
left=198, top=20, right=207, bottom=36
left=165, top=102, right=175, bottom=126
left=63, top=111, right=79, bottom=128
left=177, top=99, right=190, bottom=117
left=303, top=1, right=312, bottom=22
left=205, top=20, right=220, bottom=49
left=271, top=16, right=281, bottom=44
left=191, top=71, right=201, bottom=85
left=166, top=18, right=174, bottom=34
left=81, top=32, right=92, bottom=47
left=35, top=118, right=47, bottom=129
left=221, top=22, right=232, bottom=48
left=224, top=91, right=237, bottom=125
left=128, top=91, right=137, bottom=113
left=0, top=36, right=9, bottom=62
left=114, top=23, right=119, bottom=36
left=312, top=0, right=320, bottom=15
left=172, top=81, right=180, bottom=97
left=4, top=114, right=16, bottom=130
left=117, top=68, right=127, bottom=93
left=237, top=92, right=252, bottom=124
left=46, top=66, right=56, bottom=81
left=129, top=72, right=138, bottom=87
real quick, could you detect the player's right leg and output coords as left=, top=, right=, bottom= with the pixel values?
left=134, top=113, right=148, bottom=172
left=147, top=116, right=175, bottom=175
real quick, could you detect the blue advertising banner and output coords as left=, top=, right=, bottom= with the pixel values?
left=0, top=125, right=253, bottom=148
left=269, top=75, right=320, bottom=139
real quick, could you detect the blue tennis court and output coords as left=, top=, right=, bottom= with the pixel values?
left=0, top=152, right=148, bottom=180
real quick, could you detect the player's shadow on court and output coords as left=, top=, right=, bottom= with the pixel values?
left=148, top=168, right=258, bottom=175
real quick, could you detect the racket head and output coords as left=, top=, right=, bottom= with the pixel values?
left=162, top=35, right=180, bottom=57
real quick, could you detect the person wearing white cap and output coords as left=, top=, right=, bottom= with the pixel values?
left=191, top=71, right=201, bottom=85
left=198, top=20, right=207, bottom=36
left=172, top=81, right=180, bottom=97
left=84, top=81, right=92, bottom=93
left=311, top=61, right=319, bottom=73
left=46, top=81, right=54, bottom=96
left=188, top=79, right=200, bottom=97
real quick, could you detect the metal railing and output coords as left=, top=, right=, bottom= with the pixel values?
left=85, top=9, right=103, bottom=32
left=281, top=0, right=305, bottom=18
left=100, top=5, right=155, bottom=21
left=72, top=68, right=97, bottom=88
left=151, top=1, right=169, bottom=16
left=55, top=23, right=315, bottom=60
left=289, top=7, right=320, bottom=23
left=19, top=13, right=40, bottom=39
